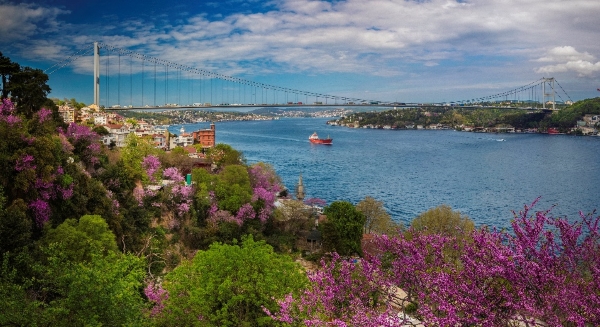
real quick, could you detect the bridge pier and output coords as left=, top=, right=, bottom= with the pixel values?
left=542, top=77, right=556, bottom=111
left=94, top=42, right=100, bottom=106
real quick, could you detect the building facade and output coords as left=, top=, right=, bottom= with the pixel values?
left=192, top=123, right=216, bottom=148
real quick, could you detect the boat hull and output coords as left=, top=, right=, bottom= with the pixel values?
left=309, top=138, right=333, bottom=145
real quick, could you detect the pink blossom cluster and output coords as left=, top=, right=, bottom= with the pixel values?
left=252, top=187, right=276, bottom=223
left=162, top=167, right=184, bottom=182
left=0, top=99, right=20, bottom=126
left=249, top=164, right=282, bottom=193
left=208, top=209, right=243, bottom=226
left=0, top=98, right=16, bottom=116
left=22, top=165, right=75, bottom=225
left=142, top=167, right=194, bottom=219
left=14, top=154, right=36, bottom=171
left=61, top=123, right=99, bottom=143
left=106, top=190, right=120, bottom=216
left=268, top=253, right=406, bottom=327
left=144, top=281, right=169, bottom=317
left=142, top=155, right=161, bottom=182
left=21, top=135, right=35, bottom=145
left=236, top=203, right=256, bottom=221
left=36, top=108, right=52, bottom=123
left=208, top=191, right=219, bottom=217
left=58, top=133, right=74, bottom=153
left=29, top=199, right=51, bottom=226
left=133, top=186, right=145, bottom=206
left=270, top=200, right=600, bottom=326
left=170, top=184, right=193, bottom=217
left=59, top=123, right=101, bottom=167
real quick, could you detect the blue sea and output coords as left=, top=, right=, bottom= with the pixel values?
left=171, top=117, right=600, bottom=229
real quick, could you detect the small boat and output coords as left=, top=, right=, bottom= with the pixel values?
left=309, top=132, right=332, bottom=145
left=547, top=128, right=562, bottom=135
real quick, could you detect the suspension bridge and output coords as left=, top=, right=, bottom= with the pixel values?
left=44, top=42, right=572, bottom=111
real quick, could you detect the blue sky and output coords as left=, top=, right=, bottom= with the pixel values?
left=1, top=0, right=600, bottom=105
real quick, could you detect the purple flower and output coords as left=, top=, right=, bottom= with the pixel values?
left=0, top=98, right=16, bottom=116
left=37, top=108, right=52, bottom=123
left=62, top=123, right=99, bottom=142
left=15, top=154, right=36, bottom=172
left=145, top=281, right=169, bottom=317
left=5, top=115, right=21, bottom=126
left=142, top=155, right=161, bottom=182
left=29, top=199, right=51, bottom=226
left=236, top=203, right=256, bottom=221
left=163, top=167, right=184, bottom=182
left=57, top=183, right=74, bottom=199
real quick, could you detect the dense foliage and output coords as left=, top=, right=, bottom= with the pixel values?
left=321, top=201, right=366, bottom=256
left=152, top=236, right=307, bottom=326
left=334, top=97, right=600, bottom=132
left=270, top=201, right=600, bottom=326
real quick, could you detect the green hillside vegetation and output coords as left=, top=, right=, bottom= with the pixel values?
left=334, top=98, right=600, bottom=132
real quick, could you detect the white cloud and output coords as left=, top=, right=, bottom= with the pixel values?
left=0, top=3, right=69, bottom=42
left=537, top=60, right=600, bottom=76
left=535, top=46, right=595, bottom=63
left=535, top=46, right=600, bottom=76
left=136, top=0, right=600, bottom=76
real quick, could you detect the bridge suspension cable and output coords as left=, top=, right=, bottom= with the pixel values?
left=44, top=46, right=92, bottom=75
left=96, top=42, right=378, bottom=106
left=454, top=77, right=571, bottom=109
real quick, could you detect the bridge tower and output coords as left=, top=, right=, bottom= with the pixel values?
left=93, top=42, right=100, bottom=106
left=542, top=77, right=556, bottom=111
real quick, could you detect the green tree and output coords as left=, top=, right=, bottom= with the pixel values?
left=0, top=51, right=20, bottom=99
left=215, top=165, right=252, bottom=213
left=121, top=133, right=159, bottom=181
left=0, top=192, right=30, bottom=256
left=35, top=246, right=146, bottom=326
left=321, top=201, right=365, bottom=256
left=410, top=204, right=475, bottom=238
left=356, top=196, right=400, bottom=235
left=157, top=235, right=307, bottom=326
left=6, top=67, right=51, bottom=117
left=39, top=215, right=118, bottom=263
left=207, top=143, right=245, bottom=168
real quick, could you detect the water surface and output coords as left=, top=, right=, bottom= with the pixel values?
left=172, top=118, right=600, bottom=229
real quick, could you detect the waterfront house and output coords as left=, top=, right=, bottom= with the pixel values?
left=191, top=123, right=216, bottom=149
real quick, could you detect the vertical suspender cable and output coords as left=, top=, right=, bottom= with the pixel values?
left=106, top=49, right=110, bottom=107
left=118, top=52, right=120, bottom=107
left=141, top=59, right=144, bottom=107
left=130, top=56, right=132, bottom=107
left=154, top=61, right=157, bottom=107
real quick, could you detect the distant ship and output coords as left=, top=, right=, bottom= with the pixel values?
left=309, top=132, right=332, bottom=145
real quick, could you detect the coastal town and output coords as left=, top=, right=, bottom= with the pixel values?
left=55, top=101, right=355, bottom=154
left=327, top=103, right=600, bottom=135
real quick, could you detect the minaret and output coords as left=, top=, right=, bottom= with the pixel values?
left=295, top=174, right=305, bottom=201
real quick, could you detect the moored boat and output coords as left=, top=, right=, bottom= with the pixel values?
left=309, top=132, right=332, bottom=145
left=547, top=127, right=562, bottom=135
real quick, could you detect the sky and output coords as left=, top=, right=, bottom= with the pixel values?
left=1, top=0, right=600, bottom=105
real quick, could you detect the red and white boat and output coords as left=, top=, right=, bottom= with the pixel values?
left=547, top=127, right=562, bottom=135
left=309, top=132, right=332, bottom=145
